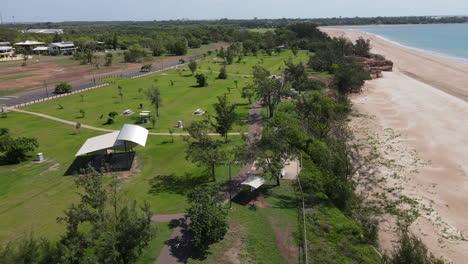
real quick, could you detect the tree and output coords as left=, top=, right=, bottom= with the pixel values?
left=291, top=44, right=299, bottom=56
left=295, top=91, right=348, bottom=140
left=112, top=32, right=118, bottom=50
left=145, top=85, right=162, bottom=117
left=241, top=84, right=255, bottom=104
left=104, top=53, right=113, bottom=66
left=188, top=60, right=197, bottom=75
left=169, top=128, right=175, bottom=143
left=185, top=120, right=224, bottom=181
left=75, top=122, right=81, bottom=134
left=354, top=37, right=371, bottom=57
left=124, top=45, right=147, bottom=63
left=0, top=128, right=39, bottom=164
left=333, top=60, right=370, bottom=95
left=57, top=169, right=154, bottom=264
left=118, top=85, right=124, bottom=103
left=384, top=230, right=445, bottom=264
left=21, top=53, right=29, bottom=67
left=167, top=39, right=187, bottom=55
left=107, top=111, right=118, bottom=124
left=217, top=66, right=227, bottom=79
left=246, top=113, right=302, bottom=186
left=54, top=82, right=73, bottom=94
left=53, top=32, right=62, bottom=43
left=150, top=39, right=165, bottom=56
left=212, top=95, right=238, bottom=142
left=284, top=59, right=307, bottom=89
left=79, top=109, right=85, bottom=118
left=194, top=73, right=208, bottom=87
left=251, top=65, right=285, bottom=118
left=187, top=185, right=227, bottom=255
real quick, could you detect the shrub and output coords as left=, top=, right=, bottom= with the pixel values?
left=0, top=128, right=39, bottom=164
left=54, top=82, right=73, bottom=94
left=140, top=64, right=152, bottom=72
left=194, top=73, right=208, bottom=87
left=383, top=230, right=445, bottom=264
left=217, top=66, right=227, bottom=79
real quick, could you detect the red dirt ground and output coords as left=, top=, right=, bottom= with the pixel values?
left=268, top=216, right=299, bottom=263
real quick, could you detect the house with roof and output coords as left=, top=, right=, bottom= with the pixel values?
left=48, top=42, right=77, bottom=55
left=0, top=46, right=15, bottom=59
left=25, top=29, right=64, bottom=34
left=14, top=40, right=45, bottom=51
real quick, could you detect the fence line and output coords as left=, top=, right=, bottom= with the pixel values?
left=296, top=154, right=308, bottom=264
left=11, top=52, right=212, bottom=109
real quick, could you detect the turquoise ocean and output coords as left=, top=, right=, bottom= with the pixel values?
left=346, top=24, right=468, bottom=64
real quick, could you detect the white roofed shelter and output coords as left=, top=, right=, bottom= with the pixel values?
left=76, top=124, right=148, bottom=156
left=241, top=175, right=266, bottom=190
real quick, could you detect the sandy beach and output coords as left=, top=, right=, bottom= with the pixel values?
left=321, top=27, right=468, bottom=263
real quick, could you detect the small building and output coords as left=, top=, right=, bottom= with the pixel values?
left=74, top=124, right=149, bottom=172
left=14, top=40, right=45, bottom=51
left=0, top=46, right=15, bottom=59
left=76, top=124, right=148, bottom=157
left=32, top=46, right=50, bottom=55
left=25, top=29, right=64, bottom=34
left=0, top=42, right=11, bottom=46
left=48, top=42, right=77, bottom=55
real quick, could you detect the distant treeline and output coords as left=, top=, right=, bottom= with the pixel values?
left=0, top=16, right=465, bottom=52
left=6, top=16, right=467, bottom=29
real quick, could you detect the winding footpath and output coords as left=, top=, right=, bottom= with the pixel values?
left=7, top=108, right=242, bottom=136
left=151, top=101, right=263, bottom=264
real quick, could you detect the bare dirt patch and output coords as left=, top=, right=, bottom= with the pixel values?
left=216, top=223, right=252, bottom=264
left=118, top=157, right=141, bottom=179
left=268, top=216, right=299, bottom=262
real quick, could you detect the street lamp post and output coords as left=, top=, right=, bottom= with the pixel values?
left=228, top=162, right=232, bottom=209
left=44, top=81, right=49, bottom=98
left=220, top=161, right=233, bottom=209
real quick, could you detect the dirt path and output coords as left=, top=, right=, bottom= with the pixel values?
left=152, top=101, right=263, bottom=264
left=151, top=214, right=192, bottom=264
left=7, top=108, right=242, bottom=136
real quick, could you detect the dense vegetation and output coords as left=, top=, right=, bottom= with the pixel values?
left=0, top=20, right=446, bottom=263
left=0, top=168, right=154, bottom=264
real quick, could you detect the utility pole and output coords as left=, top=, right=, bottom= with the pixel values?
left=44, top=81, right=49, bottom=98
left=228, top=162, right=232, bottom=209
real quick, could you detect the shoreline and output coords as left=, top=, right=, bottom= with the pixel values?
left=321, top=28, right=468, bottom=263
left=339, top=27, right=468, bottom=65
left=321, top=22, right=468, bottom=28
left=320, top=27, right=468, bottom=102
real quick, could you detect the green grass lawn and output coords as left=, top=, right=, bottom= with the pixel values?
left=24, top=50, right=309, bottom=134
left=0, top=73, right=38, bottom=81
left=135, top=222, right=174, bottom=264
left=188, top=180, right=301, bottom=264
left=0, top=111, right=242, bottom=244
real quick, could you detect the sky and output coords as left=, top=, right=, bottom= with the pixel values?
left=1, top=0, right=467, bottom=22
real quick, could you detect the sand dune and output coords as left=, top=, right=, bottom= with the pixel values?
left=321, top=27, right=468, bottom=263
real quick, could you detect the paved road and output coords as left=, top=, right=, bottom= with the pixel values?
left=0, top=54, right=203, bottom=107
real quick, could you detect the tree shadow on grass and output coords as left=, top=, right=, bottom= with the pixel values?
left=165, top=216, right=194, bottom=262
left=231, top=184, right=298, bottom=209
left=148, top=172, right=210, bottom=195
